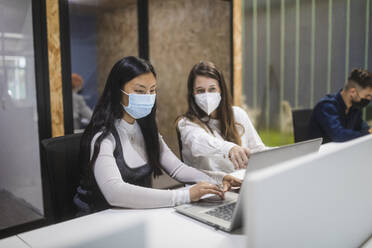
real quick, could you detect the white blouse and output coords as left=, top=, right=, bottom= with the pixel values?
left=91, top=119, right=226, bottom=209
left=178, top=106, right=267, bottom=173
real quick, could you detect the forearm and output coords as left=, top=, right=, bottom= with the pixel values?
left=200, top=169, right=226, bottom=184
left=98, top=179, right=190, bottom=208
left=317, top=106, right=368, bottom=142
left=170, top=163, right=216, bottom=184
left=160, top=136, right=216, bottom=184
left=179, top=118, right=236, bottom=159
left=189, top=137, right=236, bottom=159
left=328, top=128, right=368, bottom=142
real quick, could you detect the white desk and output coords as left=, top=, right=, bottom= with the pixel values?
left=18, top=208, right=245, bottom=248
left=15, top=194, right=372, bottom=248
left=318, top=141, right=345, bottom=153
left=0, top=236, right=29, bottom=248
left=15, top=140, right=372, bottom=248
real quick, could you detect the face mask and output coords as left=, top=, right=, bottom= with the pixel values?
left=351, top=98, right=370, bottom=109
left=194, top=92, right=221, bottom=115
left=121, top=90, right=156, bottom=119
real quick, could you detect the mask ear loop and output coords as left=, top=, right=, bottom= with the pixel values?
left=120, top=89, right=130, bottom=107
left=121, top=89, right=129, bottom=96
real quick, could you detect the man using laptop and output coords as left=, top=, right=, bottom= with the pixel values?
left=308, top=69, right=372, bottom=143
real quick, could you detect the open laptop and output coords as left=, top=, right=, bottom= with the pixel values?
left=231, top=137, right=323, bottom=180
left=175, top=138, right=322, bottom=232
left=244, top=134, right=372, bottom=247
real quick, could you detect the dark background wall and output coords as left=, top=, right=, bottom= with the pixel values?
left=69, top=12, right=99, bottom=109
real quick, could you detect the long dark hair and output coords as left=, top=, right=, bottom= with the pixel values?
left=80, top=56, right=162, bottom=180
left=178, top=61, right=242, bottom=146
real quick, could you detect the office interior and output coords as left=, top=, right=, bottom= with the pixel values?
left=0, top=0, right=372, bottom=246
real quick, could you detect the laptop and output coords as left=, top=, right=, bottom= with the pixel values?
left=244, top=134, right=372, bottom=247
left=175, top=138, right=322, bottom=232
left=230, top=137, right=323, bottom=180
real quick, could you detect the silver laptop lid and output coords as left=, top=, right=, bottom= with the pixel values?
left=230, top=138, right=322, bottom=180
left=229, top=138, right=322, bottom=230
left=244, top=135, right=372, bottom=247
left=247, top=138, right=322, bottom=172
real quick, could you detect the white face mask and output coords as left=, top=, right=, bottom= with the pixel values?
left=194, top=92, right=221, bottom=115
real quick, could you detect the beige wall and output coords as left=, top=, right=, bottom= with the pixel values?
left=149, top=0, right=231, bottom=156
left=96, top=3, right=138, bottom=93
left=94, top=0, right=231, bottom=156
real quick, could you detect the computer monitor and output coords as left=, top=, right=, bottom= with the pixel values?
left=244, top=134, right=372, bottom=248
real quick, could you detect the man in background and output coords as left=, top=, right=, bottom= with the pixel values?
left=71, top=73, right=93, bottom=130
left=308, top=68, right=372, bottom=143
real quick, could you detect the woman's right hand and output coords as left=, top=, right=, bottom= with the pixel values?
left=189, top=182, right=224, bottom=202
left=228, top=146, right=251, bottom=170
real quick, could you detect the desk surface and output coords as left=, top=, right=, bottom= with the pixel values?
left=16, top=207, right=372, bottom=248
left=13, top=141, right=372, bottom=248
left=318, top=141, right=342, bottom=153
left=0, top=236, right=28, bottom=248
left=18, top=208, right=245, bottom=248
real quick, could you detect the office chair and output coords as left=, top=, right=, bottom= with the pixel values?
left=40, top=133, right=82, bottom=224
left=292, top=109, right=313, bottom=143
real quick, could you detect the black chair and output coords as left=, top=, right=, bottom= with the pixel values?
left=292, top=109, right=313, bottom=143
left=40, top=133, right=82, bottom=224
left=176, top=127, right=184, bottom=162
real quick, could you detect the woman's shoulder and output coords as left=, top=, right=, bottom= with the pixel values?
left=232, top=106, right=249, bottom=118
left=176, top=116, right=200, bottom=129
left=232, top=106, right=256, bottom=130
left=91, top=130, right=116, bottom=149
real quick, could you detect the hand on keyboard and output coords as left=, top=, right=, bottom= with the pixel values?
left=200, top=194, right=225, bottom=203
left=189, top=182, right=224, bottom=202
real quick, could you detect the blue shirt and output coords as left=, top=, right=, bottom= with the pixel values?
left=308, top=90, right=370, bottom=143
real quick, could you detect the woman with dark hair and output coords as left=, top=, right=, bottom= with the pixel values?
left=177, top=61, right=267, bottom=173
left=74, top=56, right=241, bottom=215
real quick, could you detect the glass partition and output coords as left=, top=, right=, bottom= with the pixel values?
left=68, top=0, right=138, bottom=132
left=0, top=0, right=44, bottom=232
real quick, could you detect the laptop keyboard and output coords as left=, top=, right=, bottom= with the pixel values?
left=205, top=202, right=236, bottom=222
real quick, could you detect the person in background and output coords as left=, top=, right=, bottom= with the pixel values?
left=308, top=68, right=372, bottom=143
left=176, top=61, right=267, bottom=174
left=72, top=73, right=93, bottom=130
left=74, top=57, right=241, bottom=215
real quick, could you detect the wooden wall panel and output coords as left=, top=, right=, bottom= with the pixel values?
left=149, top=0, right=231, bottom=156
left=233, top=0, right=242, bottom=106
left=96, top=3, right=139, bottom=94
left=46, top=0, right=64, bottom=137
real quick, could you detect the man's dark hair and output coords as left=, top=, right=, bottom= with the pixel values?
left=346, top=68, right=372, bottom=89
